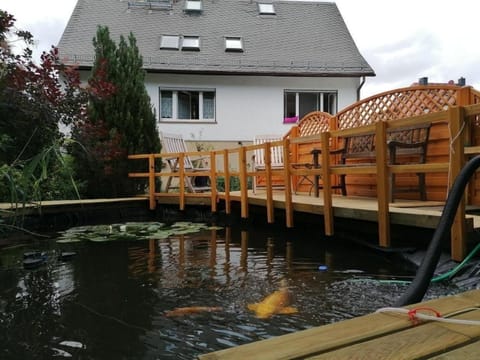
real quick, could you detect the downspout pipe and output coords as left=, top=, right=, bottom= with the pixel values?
left=356, top=76, right=366, bottom=101
left=395, top=155, right=480, bottom=306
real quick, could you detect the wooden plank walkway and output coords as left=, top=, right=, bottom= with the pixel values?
left=4, top=193, right=479, bottom=231
left=221, top=190, right=480, bottom=231
left=198, top=289, right=480, bottom=360
left=0, top=197, right=147, bottom=213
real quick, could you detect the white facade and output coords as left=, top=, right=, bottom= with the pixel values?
left=146, top=73, right=361, bottom=142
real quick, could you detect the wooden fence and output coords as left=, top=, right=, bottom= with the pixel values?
left=129, top=103, right=480, bottom=261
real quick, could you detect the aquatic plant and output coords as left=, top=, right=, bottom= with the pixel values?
left=56, top=221, right=222, bottom=243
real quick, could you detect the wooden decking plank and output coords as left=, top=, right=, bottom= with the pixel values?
left=308, top=323, right=471, bottom=359
left=198, top=314, right=412, bottom=360
left=198, top=290, right=480, bottom=360
left=428, top=340, right=480, bottom=359
left=309, top=308, right=480, bottom=359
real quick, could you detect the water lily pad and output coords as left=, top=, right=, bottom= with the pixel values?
left=88, top=236, right=111, bottom=242
left=56, top=238, right=83, bottom=244
left=207, top=226, right=224, bottom=230
left=148, top=231, right=173, bottom=240
left=57, top=221, right=215, bottom=243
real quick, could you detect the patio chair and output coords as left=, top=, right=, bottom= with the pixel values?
left=252, top=134, right=284, bottom=193
left=159, top=132, right=211, bottom=193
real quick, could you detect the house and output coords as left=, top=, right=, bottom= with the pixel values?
left=58, top=0, right=374, bottom=147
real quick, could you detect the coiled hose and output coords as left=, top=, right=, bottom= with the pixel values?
left=395, top=155, right=480, bottom=306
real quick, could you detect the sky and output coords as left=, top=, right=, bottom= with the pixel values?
left=2, top=0, right=479, bottom=98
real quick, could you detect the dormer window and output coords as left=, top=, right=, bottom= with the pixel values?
left=185, top=0, right=202, bottom=12
left=225, top=37, right=244, bottom=52
left=258, top=3, right=275, bottom=15
left=160, top=35, right=180, bottom=50
left=182, top=36, right=200, bottom=51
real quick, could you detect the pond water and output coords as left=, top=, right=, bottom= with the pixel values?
left=0, top=220, right=462, bottom=359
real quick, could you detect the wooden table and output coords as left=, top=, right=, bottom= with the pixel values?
left=198, top=289, right=480, bottom=359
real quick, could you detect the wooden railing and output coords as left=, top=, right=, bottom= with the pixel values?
left=128, top=103, right=480, bottom=261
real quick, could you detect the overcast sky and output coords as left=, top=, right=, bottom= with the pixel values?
left=3, top=0, right=479, bottom=98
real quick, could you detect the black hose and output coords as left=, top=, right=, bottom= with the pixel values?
left=394, top=155, right=480, bottom=306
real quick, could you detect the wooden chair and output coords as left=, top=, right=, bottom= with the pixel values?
left=159, top=132, right=211, bottom=193
left=252, top=134, right=284, bottom=193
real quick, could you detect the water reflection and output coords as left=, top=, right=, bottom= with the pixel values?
left=0, top=223, right=462, bottom=359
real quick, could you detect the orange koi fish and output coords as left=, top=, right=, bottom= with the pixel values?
left=164, top=306, right=223, bottom=317
left=247, top=282, right=298, bottom=319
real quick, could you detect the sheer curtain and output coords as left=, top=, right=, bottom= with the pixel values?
left=160, top=91, right=172, bottom=118
left=203, top=92, right=215, bottom=119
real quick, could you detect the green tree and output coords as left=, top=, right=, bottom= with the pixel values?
left=71, top=26, right=160, bottom=197
left=0, top=11, right=88, bottom=204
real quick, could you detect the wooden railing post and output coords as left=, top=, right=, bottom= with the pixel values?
left=223, top=149, right=231, bottom=214
left=239, top=146, right=249, bottom=218
left=264, top=142, right=274, bottom=223
left=210, top=150, right=217, bottom=212
left=283, top=138, right=293, bottom=227
left=449, top=105, right=467, bottom=261
left=178, top=153, right=185, bottom=211
left=148, top=154, right=156, bottom=210
left=289, top=126, right=299, bottom=193
left=375, top=121, right=390, bottom=248
left=320, top=132, right=333, bottom=235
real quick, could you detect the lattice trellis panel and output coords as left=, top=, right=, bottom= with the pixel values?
left=336, top=86, right=459, bottom=129
left=298, top=111, right=333, bottom=136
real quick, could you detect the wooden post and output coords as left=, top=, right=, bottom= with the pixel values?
left=178, top=153, right=185, bottom=211
left=290, top=127, right=299, bottom=193
left=457, top=87, right=473, bottom=146
left=283, top=138, right=294, bottom=227
left=449, top=106, right=467, bottom=261
left=264, top=142, right=274, bottom=223
left=223, top=149, right=231, bottom=214
left=457, top=87, right=474, bottom=204
left=375, top=121, right=390, bottom=248
left=210, top=150, right=217, bottom=212
left=320, top=132, right=334, bottom=235
left=148, top=154, right=156, bottom=210
left=239, top=146, right=249, bottom=219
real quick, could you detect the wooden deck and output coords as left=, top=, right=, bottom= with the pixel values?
left=237, top=190, right=480, bottom=231
left=198, top=289, right=480, bottom=359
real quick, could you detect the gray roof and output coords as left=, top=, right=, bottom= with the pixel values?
left=58, top=0, right=375, bottom=77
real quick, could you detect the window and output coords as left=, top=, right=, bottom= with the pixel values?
left=181, top=36, right=200, bottom=51
left=160, top=35, right=180, bottom=49
left=160, top=88, right=216, bottom=122
left=128, top=0, right=173, bottom=10
left=284, top=90, right=337, bottom=122
left=225, top=37, right=243, bottom=52
left=258, top=3, right=275, bottom=15
left=184, top=0, right=202, bottom=12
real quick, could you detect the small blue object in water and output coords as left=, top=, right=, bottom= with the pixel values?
left=318, top=265, right=328, bottom=271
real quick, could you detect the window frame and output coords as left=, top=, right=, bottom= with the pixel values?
left=184, top=0, right=202, bottom=12
left=160, top=35, right=180, bottom=50
left=225, top=36, right=244, bottom=52
left=181, top=36, right=200, bottom=51
left=159, top=87, right=216, bottom=123
left=283, top=89, right=338, bottom=123
left=258, top=3, right=275, bottom=15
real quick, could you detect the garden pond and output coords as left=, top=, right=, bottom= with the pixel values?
left=0, top=220, right=463, bottom=359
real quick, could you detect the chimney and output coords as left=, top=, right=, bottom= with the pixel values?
left=418, top=77, right=428, bottom=85
left=457, top=77, right=466, bottom=86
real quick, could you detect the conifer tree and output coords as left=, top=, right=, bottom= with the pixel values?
left=72, top=26, right=161, bottom=197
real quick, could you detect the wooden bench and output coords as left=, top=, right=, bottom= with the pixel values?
left=333, top=123, right=431, bottom=201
